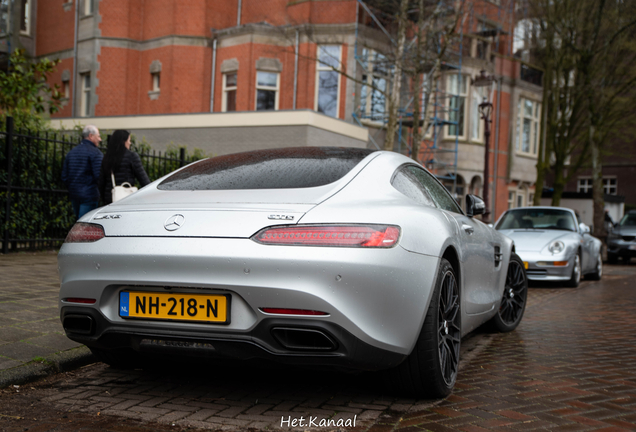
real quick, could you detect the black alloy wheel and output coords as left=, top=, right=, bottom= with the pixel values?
left=438, top=268, right=461, bottom=387
left=490, top=253, right=527, bottom=332
left=387, top=258, right=460, bottom=398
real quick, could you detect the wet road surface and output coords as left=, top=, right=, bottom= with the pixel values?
left=1, top=263, right=636, bottom=431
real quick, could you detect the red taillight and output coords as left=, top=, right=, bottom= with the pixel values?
left=65, top=223, right=105, bottom=243
left=64, top=298, right=96, bottom=304
left=260, top=308, right=328, bottom=316
left=252, top=225, right=400, bottom=248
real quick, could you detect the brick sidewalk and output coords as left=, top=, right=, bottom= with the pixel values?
left=2, top=254, right=636, bottom=431
left=0, top=252, right=84, bottom=372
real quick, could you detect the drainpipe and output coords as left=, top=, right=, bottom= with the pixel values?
left=72, top=0, right=79, bottom=117
left=210, top=36, right=217, bottom=112
left=293, top=29, right=299, bottom=109
left=237, top=0, right=242, bottom=26
left=492, top=76, right=502, bottom=218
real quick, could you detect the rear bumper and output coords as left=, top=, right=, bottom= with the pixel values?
left=61, top=305, right=406, bottom=371
left=58, top=236, right=440, bottom=360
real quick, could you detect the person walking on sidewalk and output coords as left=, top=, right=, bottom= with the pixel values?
left=98, top=129, right=151, bottom=205
left=62, top=125, right=103, bottom=219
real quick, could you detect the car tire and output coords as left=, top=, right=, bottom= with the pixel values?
left=565, top=253, right=581, bottom=288
left=586, top=253, right=602, bottom=280
left=489, top=253, right=528, bottom=333
left=607, top=252, right=618, bottom=264
left=90, top=347, right=142, bottom=369
left=386, top=258, right=460, bottom=398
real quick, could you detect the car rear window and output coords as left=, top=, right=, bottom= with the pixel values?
left=158, top=147, right=375, bottom=190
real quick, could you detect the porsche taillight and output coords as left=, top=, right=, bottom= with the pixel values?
left=65, top=223, right=105, bottom=243
left=252, top=225, right=400, bottom=248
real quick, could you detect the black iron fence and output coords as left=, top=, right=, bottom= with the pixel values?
left=1, top=116, right=197, bottom=253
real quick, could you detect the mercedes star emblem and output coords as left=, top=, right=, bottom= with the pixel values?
left=164, top=214, right=185, bottom=231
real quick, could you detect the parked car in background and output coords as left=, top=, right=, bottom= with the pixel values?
left=607, top=210, right=636, bottom=263
left=58, top=147, right=528, bottom=398
left=495, top=207, right=602, bottom=287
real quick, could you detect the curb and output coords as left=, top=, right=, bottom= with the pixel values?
left=0, top=346, right=96, bottom=389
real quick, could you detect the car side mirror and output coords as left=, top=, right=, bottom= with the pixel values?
left=466, top=194, right=485, bottom=218
left=579, top=223, right=590, bottom=234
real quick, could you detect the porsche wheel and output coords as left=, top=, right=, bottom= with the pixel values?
left=586, top=253, right=602, bottom=281
left=566, top=253, right=581, bottom=288
left=388, top=258, right=460, bottom=398
left=490, top=253, right=527, bottom=332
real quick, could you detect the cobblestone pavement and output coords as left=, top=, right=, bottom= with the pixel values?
left=1, top=262, right=636, bottom=431
left=0, top=252, right=83, bottom=372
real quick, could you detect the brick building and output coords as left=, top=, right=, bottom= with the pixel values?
left=0, top=0, right=543, bottom=220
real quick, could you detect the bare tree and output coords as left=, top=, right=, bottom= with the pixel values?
left=529, top=0, right=636, bottom=236
left=279, top=0, right=465, bottom=152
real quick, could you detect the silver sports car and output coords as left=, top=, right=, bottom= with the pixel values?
left=58, top=147, right=527, bottom=397
left=495, top=206, right=602, bottom=287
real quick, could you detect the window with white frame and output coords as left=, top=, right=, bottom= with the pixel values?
left=516, top=98, right=541, bottom=156
left=255, top=71, right=279, bottom=111
left=316, top=45, right=341, bottom=118
left=517, top=193, right=524, bottom=208
left=577, top=178, right=593, bottom=193
left=471, top=85, right=487, bottom=142
left=20, top=0, right=29, bottom=34
left=577, top=177, right=618, bottom=195
left=604, top=177, right=617, bottom=195
left=223, top=73, right=237, bottom=112
left=360, top=48, right=387, bottom=122
left=84, top=0, right=93, bottom=15
left=447, top=74, right=467, bottom=138
left=508, top=191, right=515, bottom=209
left=80, top=73, right=91, bottom=117
left=528, top=192, right=535, bottom=206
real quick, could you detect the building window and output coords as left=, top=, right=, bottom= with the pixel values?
left=528, top=192, right=534, bottom=206
left=516, top=98, right=541, bottom=156
left=316, top=45, right=341, bottom=118
left=447, top=74, right=467, bottom=138
left=151, top=72, right=160, bottom=92
left=80, top=73, right=91, bottom=117
left=360, top=48, right=387, bottom=122
left=471, top=85, right=487, bottom=142
left=577, top=177, right=617, bottom=195
left=255, top=71, right=278, bottom=111
left=84, top=0, right=93, bottom=15
left=223, top=73, right=237, bottom=112
left=1, top=0, right=10, bottom=35
left=517, top=193, right=524, bottom=208
left=63, top=80, right=70, bottom=99
left=604, top=178, right=617, bottom=195
left=577, top=178, right=593, bottom=193
left=20, top=0, right=29, bottom=34
left=508, top=191, right=515, bottom=209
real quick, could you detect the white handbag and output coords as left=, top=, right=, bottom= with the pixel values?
left=111, top=171, right=138, bottom=202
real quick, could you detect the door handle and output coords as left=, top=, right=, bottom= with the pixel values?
left=462, top=224, right=474, bottom=234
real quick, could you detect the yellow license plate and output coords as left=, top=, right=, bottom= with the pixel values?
left=119, top=291, right=229, bottom=324
left=523, top=261, right=529, bottom=269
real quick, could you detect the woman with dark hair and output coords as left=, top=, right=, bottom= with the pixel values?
left=98, top=130, right=150, bottom=205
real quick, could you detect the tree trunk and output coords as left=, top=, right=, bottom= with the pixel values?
left=590, top=124, right=605, bottom=237
left=384, top=0, right=408, bottom=151
left=551, top=158, right=564, bottom=206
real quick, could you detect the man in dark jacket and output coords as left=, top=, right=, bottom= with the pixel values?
left=62, top=125, right=103, bottom=219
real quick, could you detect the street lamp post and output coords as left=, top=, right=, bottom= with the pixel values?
left=472, top=70, right=495, bottom=223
